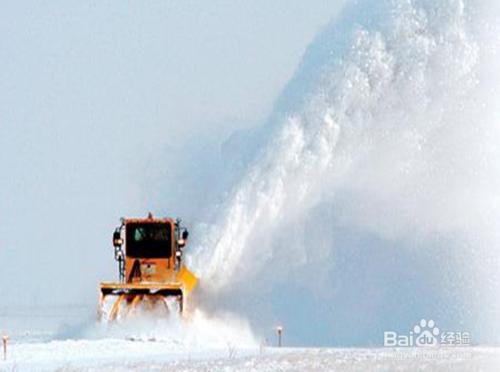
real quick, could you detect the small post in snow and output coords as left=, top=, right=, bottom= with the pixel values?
left=2, top=335, right=8, bottom=361
left=276, top=325, right=283, bottom=347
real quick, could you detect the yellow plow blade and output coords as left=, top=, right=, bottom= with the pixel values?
left=98, top=282, right=185, bottom=322
left=176, top=266, right=198, bottom=294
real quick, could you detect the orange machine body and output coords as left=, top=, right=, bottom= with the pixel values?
left=98, top=214, right=197, bottom=321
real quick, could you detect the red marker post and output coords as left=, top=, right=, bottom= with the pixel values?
left=2, top=335, right=8, bottom=361
left=276, top=326, right=284, bottom=347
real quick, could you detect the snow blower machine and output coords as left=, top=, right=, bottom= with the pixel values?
left=98, top=213, right=198, bottom=321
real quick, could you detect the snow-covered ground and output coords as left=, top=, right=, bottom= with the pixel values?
left=0, top=338, right=254, bottom=371
left=1, top=306, right=499, bottom=371
left=1, top=341, right=499, bottom=371
left=2, top=309, right=498, bottom=371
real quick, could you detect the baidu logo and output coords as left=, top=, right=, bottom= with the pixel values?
left=384, top=319, right=470, bottom=347
left=413, top=319, right=440, bottom=346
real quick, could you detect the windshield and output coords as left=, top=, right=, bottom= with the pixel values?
left=126, top=223, right=172, bottom=258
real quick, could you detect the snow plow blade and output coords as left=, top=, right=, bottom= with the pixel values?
left=100, top=282, right=183, bottom=296
left=99, top=282, right=185, bottom=322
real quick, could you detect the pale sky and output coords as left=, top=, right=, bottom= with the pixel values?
left=0, top=1, right=343, bottom=307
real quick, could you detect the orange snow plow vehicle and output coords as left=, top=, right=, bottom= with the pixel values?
left=98, top=213, right=198, bottom=321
